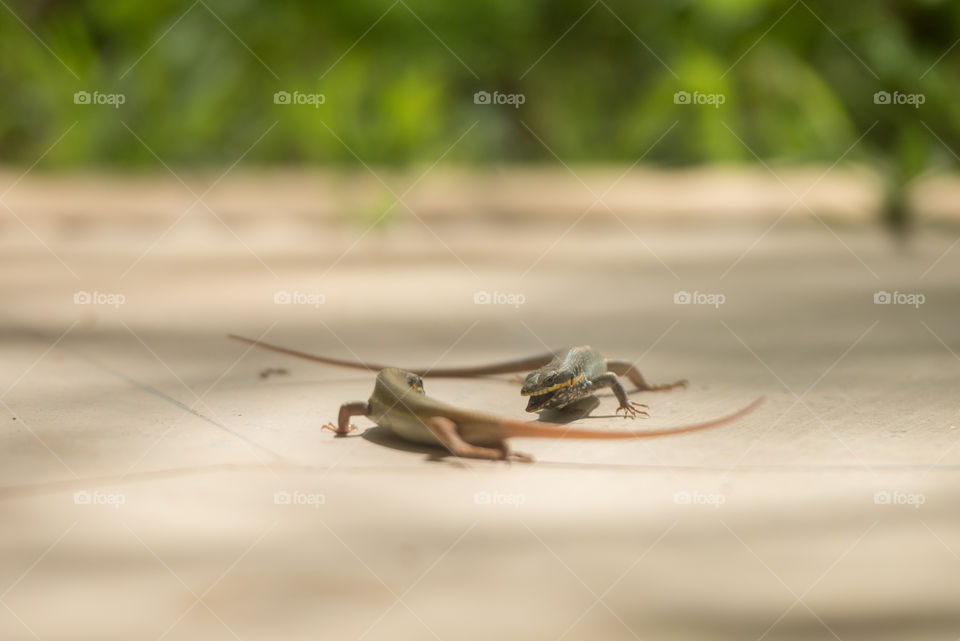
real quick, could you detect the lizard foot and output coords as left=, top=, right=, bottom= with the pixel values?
left=616, top=401, right=650, bottom=419
left=507, top=451, right=535, bottom=463
left=321, top=422, right=358, bottom=436
left=500, top=442, right=535, bottom=463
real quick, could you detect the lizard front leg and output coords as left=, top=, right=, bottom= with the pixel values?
left=322, top=401, right=369, bottom=436
left=589, top=373, right=650, bottom=419
left=605, top=359, right=687, bottom=392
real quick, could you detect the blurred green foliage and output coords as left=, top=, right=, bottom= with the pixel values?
left=2, top=0, right=960, bottom=214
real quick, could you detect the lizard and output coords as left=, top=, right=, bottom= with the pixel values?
left=228, top=335, right=686, bottom=418
left=323, top=367, right=763, bottom=462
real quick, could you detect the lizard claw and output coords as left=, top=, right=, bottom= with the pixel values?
left=616, top=401, right=650, bottom=419
left=322, top=422, right=358, bottom=436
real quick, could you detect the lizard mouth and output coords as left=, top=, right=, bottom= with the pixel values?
left=525, top=390, right=557, bottom=412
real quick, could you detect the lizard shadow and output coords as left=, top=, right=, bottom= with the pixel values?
left=534, top=395, right=601, bottom=424
left=361, top=427, right=491, bottom=465
left=360, top=426, right=451, bottom=460
left=359, top=428, right=536, bottom=465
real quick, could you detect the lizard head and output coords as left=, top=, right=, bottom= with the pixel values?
left=381, top=368, right=426, bottom=395
left=520, top=369, right=584, bottom=412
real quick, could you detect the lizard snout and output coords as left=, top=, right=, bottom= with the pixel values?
left=525, top=390, right=556, bottom=412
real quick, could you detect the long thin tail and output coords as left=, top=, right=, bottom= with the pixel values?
left=500, top=397, right=763, bottom=439
left=228, top=334, right=557, bottom=377
left=230, top=334, right=385, bottom=372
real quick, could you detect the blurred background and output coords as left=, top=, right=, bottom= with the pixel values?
left=3, top=3, right=960, bottom=641
left=2, top=0, right=960, bottom=228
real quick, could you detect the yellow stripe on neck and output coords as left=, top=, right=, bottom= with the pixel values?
left=530, top=372, right=584, bottom=394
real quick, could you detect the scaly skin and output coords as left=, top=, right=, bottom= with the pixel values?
left=229, top=335, right=687, bottom=418
left=321, top=368, right=762, bottom=462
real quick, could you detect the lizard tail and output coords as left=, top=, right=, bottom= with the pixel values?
left=229, top=335, right=385, bottom=371
left=499, top=397, right=763, bottom=440
left=228, top=334, right=558, bottom=377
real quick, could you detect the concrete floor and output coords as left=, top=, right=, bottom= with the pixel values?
left=2, top=173, right=960, bottom=640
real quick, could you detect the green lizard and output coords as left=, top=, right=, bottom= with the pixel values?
left=228, top=335, right=686, bottom=418
left=323, top=368, right=762, bottom=462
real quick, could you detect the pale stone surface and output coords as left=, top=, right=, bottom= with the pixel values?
left=1, top=171, right=959, bottom=640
